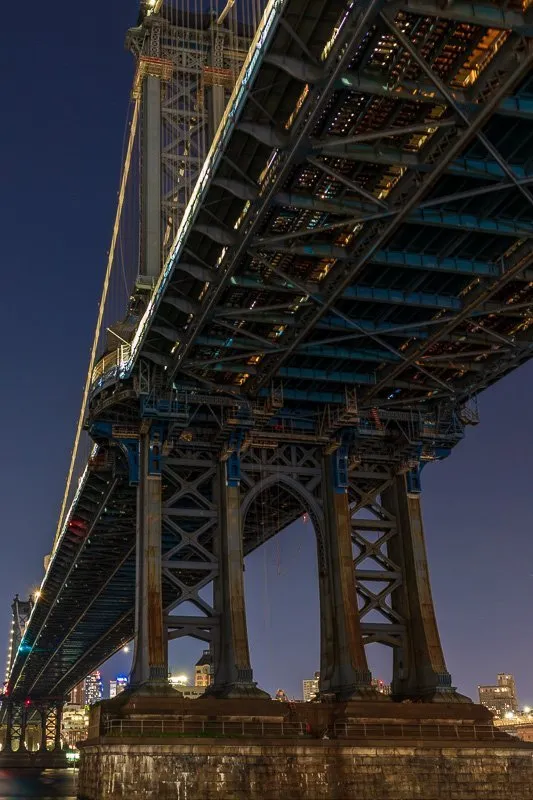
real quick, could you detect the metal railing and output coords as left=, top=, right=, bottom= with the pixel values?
left=333, top=722, right=502, bottom=741
left=103, top=718, right=307, bottom=738
left=91, top=345, right=131, bottom=389
left=99, top=719, right=505, bottom=742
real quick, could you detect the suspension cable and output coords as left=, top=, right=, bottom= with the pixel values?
left=52, top=98, right=141, bottom=554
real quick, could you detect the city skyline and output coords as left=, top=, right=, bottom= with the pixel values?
left=2, top=0, right=533, bottom=708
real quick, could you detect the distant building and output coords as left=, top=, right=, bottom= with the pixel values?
left=372, top=678, right=391, bottom=696
left=84, top=671, right=103, bottom=705
left=303, top=672, right=320, bottom=702
left=109, top=675, right=128, bottom=698
left=195, top=650, right=213, bottom=688
left=62, top=705, right=89, bottom=749
left=169, top=675, right=203, bottom=699
left=69, top=680, right=85, bottom=707
left=478, top=673, right=518, bottom=718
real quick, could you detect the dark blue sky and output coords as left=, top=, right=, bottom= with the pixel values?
left=2, top=1, right=533, bottom=703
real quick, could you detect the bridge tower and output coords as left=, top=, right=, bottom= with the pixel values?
left=115, top=1, right=254, bottom=694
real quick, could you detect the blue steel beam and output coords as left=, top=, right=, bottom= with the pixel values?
left=299, top=344, right=400, bottom=363
left=219, top=283, right=460, bottom=311
left=335, top=73, right=533, bottom=120
left=229, top=272, right=462, bottom=308
left=195, top=335, right=400, bottom=363
left=317, top=143, right=532, bottom=182
left=277, top=366, right=375, bottom=384
left=371, top=250, right=499, bottom=277
left=315, top=317, right=429, bottom=337
left=259, top=387, right=345, bottom=404
left=342, top=285, right=461, bottom=310
left=412, top=210, right=533, bottom=237
left=266, top=200, right=533, bottom=239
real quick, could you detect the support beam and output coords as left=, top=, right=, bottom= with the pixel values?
left=312, top=119, right=456, bottom=150
left=319, top=453, right=376, bottom=700
left=207, top=463, right=268, bottom=699
left=335, top=72, right=533, bottom=120
left=39, top=708, right=47, bottom=752
left=264, top=198, right=533, bottom=240
left=371, top=250, right=499, bottom=278
left=229, top=269, right=461, bottom=309
left=130, top=431, right=167, bottom=686
left=4, top=703, right=13, bottom=753
left=141, top=75, right=162, bottom=278
left=19, top=707, right=27, bottom=752
left=212, top=177, right=258, bottom=201
left=317, top=143, right=531, bottom=182
left=53, top=703, right=62, bottom=752
left=307, top=156, right=387, bottom=208
left=382, top=474, right=467, bottom=702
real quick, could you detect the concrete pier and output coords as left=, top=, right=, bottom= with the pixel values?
left=78, top=696, right=533, bottom=799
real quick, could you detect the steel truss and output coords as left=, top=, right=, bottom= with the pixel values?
left=0, top=700, right=62, bottom=754
left=129, top=10, right=251, bottom=263
left=84, top=367, right=469, bottom=701
left=145, top=430, right=462, bottom=699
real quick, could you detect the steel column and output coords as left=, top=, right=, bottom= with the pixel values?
left=19, top=707, right=27, bottom=752
left=319, top=454, right=375, bottom=700
left=53, top=703, right=62, bottom=751
left=382, top=474, right=467, bottom=702
left=208, top=463, right=268, bottom=698
left=4, top=702, right=13, bottom=752
left=39, top=708, right=47, bottom=752
left=142, top=74, right=162, bottom=278
left=130, top=431, right=167, bottom=686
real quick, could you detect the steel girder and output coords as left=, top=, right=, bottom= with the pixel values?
left=113, top=0, right=533, bottom=416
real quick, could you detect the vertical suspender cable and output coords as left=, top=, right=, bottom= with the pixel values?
left=53, top=98, right=141, bottom=554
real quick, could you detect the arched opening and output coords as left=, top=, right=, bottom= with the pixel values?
left=242, top=478, right=323, bottom=700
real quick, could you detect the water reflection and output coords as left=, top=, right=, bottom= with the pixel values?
left=0, top=769, right=77, bottom=798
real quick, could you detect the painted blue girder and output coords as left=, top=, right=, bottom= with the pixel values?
left=317, top=143, right=531, bottom=181
left=195, top=334, right=400, bottom=362
left=259, top=387, right=346, bottom=404
left=297, top=344, right=400, bottom=363
left=341, top=285, right=461, bottom=310
left=371, top=250, right=499, bottom=277
left=229, top=273, right=461, bottom=309
left=277, top=367, right=375, bottom=384
left=412, top=210, right=533, bottom=237
left=271, top=195, right=533, bottom=237
left=315, top=317, right=429, bottom=338
left=500, top=95, right=533, bottom=120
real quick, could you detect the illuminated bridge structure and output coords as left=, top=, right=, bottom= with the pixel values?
left=3, top=0, right=533, bottom=753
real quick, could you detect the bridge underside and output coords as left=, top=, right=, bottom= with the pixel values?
left=5, top=0, right=533, bottom=717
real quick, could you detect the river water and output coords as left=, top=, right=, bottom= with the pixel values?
left=0, top=770, right=77, bottom=799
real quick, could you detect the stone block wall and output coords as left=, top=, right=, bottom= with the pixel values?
left=78, top=739, right=533, bottom=800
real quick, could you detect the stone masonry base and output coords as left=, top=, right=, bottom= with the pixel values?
left=78, top=739, right=533, bottom=800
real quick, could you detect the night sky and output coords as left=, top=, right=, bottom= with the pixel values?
left=2, top=1, right=533, bottom=704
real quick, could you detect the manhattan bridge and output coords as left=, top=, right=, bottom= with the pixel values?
left=2, top=0, right=533, bottom=757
